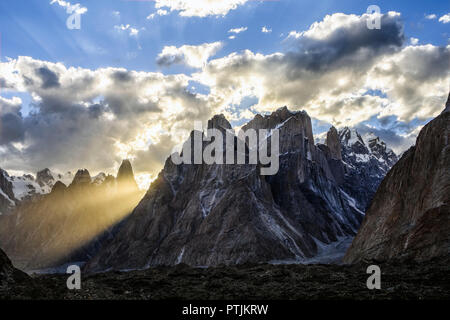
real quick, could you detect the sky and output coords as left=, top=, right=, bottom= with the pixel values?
left=0, top=0, right=449, bottom=189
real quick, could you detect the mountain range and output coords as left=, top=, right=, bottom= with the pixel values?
left=0, top=92, right=449, bottom=277
left=0, top=160, right=143, bottom=270
left=84, top=107, right=398, bottom=271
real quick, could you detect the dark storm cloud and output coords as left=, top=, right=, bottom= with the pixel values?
left=35, top=67, right=60, bottom=89
left=111, top=70, right=133, bottom=82
left=284, top=13, right=404, bottom=74
left=0, top=97, right=25, bottom=145
left=156, top=54, right=184, bottom=67
left=0, top=113, right=25, bottom=144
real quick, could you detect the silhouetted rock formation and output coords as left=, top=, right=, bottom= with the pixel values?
left=117, top=160, right=139, bottom=191
left=0, top=161, right=144, bottom=270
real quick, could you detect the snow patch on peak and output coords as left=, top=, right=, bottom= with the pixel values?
left=340, top=127, right=365, bottom=147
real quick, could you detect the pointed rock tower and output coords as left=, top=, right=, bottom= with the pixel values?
left=116, top=159, right=139, bottom=192
left=326, top=126, right=342, bottom=160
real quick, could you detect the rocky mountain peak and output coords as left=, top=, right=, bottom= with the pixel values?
left=71, top=169, right=91, bottom=186
left=207, top=114, right=232, bottom=131
left=116, top=160, right=138, bottom=190
left=326, top=126, right=342, bottom=160
left=339, top=127, right=366, bottom=149
left=337, top=127, right=399, bottom=211
left=51, top=181, right=67, bottom=194
left=243, top=107, right=314, bottom=153
left=117, top=160, right=134, bottom=180
left=36, top=168, right=54, bottom=187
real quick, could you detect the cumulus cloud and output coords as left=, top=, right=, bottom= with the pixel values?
left=410, top=37, right=419, bottom=45
left=114, top=24, right=142, bottom=37
left=154, top=0, right=249, bottom=17
left=194, top=12, right=448, bottom=142
left=425, top=14, right=436, bottom=20
left=439, top=13, right=450, bottom=24
left=262, top=26, right=272, bottom=33
left=147, top=9, right=169, bottom=19
left=50, top=0, right=87, bottom=15
left=228, top=27, right=248, bottom=34
left=195, top=13, right=406, bottom=122
left=157, top=42, right=223, bottom=68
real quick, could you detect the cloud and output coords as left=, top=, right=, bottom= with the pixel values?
left=50, top=0, right=87, bottom=15
left=157, top=42, right=223, bottom=68
left=439, top=13, right=450, bottom=24
left=228, top=27, right=247, bottom=34
left=262, top=26, right=272, bottom=33
left=154, top=0, right=249, bottom=17
left=0, top=96, right=25, bottom=145
left=114, top=24, right=142, bottom=37
left=410, top=37, right=419, bottom=45
left=194, top=12, right=447, bottom=137
left=353, top=121, right=421, bottom=155
left=147, top=9, right=169, bottom=19
left=35, top=66, right=61, bottom=89
left=0, top=57, right=218, bottom=176
left=365, top=44, right=450, bottom=121
left=425, top=14, right=437, bottom=20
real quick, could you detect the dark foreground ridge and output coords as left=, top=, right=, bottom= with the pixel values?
left=2, top=256, right=449, bottom=300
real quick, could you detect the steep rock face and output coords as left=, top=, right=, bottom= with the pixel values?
left=326, top=126, right=342, bottom=160
left=339, top=128, right=398, bottom=211
left=0, top=169, right=16, bottom=214
left=86, top=108, right=365, bottom=272
left=344, top=105, right=450, bottom=263
left=0, top=162, right=143, bottom=270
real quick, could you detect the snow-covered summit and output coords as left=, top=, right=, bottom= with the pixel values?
left=0, top=168, right=74, bottom=212
left=339, top=127, right=397, bottom=166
